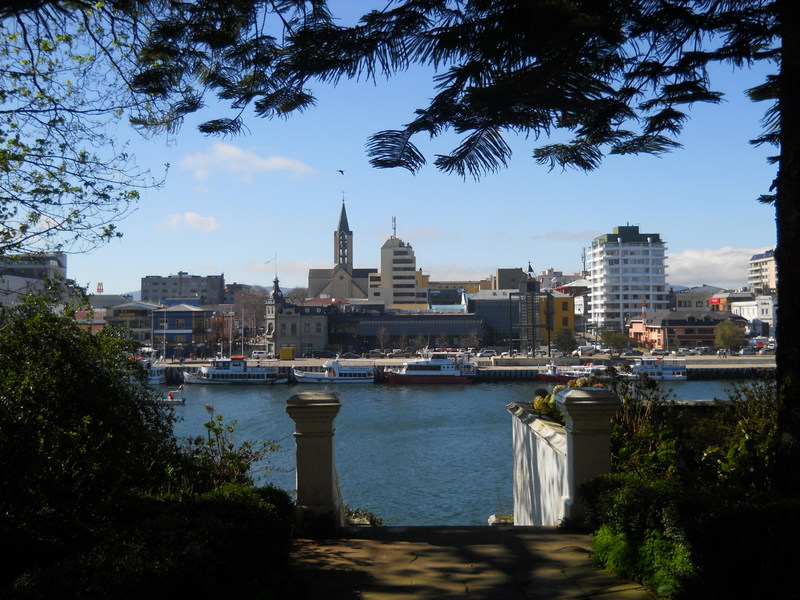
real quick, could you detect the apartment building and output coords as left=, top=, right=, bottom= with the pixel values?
left=748, top=249, right=777, bottom=294
left=587, top=225, right=669, bottom=333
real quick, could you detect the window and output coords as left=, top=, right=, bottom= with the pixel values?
left=291, top=323, right=297, bottom=335
left=175, top=318, right=186, bottom=329
left=304, top=322, right=310, bottom=334
left=562, top=316, right=569, bottom=327
left=316, top=322, right=322, bottom=334
left=562, top=301, right=569, bottom=311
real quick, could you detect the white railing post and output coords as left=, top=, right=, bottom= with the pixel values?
left=285, top=392, right=345, bottom=536
left=554, top=387, right=621, bottom=524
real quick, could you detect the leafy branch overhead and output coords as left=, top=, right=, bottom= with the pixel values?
left=129, top=0, right=778, bottom=180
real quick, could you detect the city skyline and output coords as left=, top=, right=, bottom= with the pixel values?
left=65, top=46, right=776, bottom=296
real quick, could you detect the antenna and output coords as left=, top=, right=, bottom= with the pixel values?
left=265, top=251, right=278, bottom=280
left=392, top=216, right=396, bottom=238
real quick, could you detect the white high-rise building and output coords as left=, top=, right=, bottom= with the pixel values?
left=587, top=225, right=669, bottom=333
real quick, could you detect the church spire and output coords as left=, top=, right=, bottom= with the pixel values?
left=335, top=196, right=353, bottom=270
left=337, top=195, right=351, bottom=234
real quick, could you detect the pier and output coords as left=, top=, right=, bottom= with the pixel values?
left=161, top=354, right=775, bottom=384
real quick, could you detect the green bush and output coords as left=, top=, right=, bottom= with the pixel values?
left=4, top=484, right=295, bottom=600
left=580, top=379, right=785, bottom=598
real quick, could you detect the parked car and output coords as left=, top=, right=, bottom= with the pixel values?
left=476, top=349, right=497, bottom=357
left=310, top=350, right=337, bottom=358
left=340, top=352, right=360, bottom=359
left=251, top=350, right=269, bottom=359
left=621, top=348, right=644, bottom=356
left=739, top=347, right=756, bottom=355
left=650, top=349, right=668, bottom=356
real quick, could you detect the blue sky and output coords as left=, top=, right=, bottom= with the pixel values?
left=67, top=19, right=777, bottom=296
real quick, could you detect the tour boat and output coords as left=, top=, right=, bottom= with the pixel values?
left=538, top=362, right=609, bottom=382
left=625, top=357, right=688, bottom=381
left=182, top=355, right=288, bottom=384
left=383, top=351, right=477, bottom=384
left=293, top=358, right=376, bottom=383
left=143, top=360, right=167, bottom=386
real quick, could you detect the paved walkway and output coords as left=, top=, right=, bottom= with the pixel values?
left=290, top=526, right=655, bottom=599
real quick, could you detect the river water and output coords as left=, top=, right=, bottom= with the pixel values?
left=167, top=379, right=747, bottom=526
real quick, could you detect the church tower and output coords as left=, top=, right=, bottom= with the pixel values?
left=334, top=199, right=353, bottom=272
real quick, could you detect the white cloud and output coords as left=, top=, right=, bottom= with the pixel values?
left=156, top=212, right=220, bottom=233
left=668, top=246, right=771, bottom=288
left=180, top=142, right=314, bottom=181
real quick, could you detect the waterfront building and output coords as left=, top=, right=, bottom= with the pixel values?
left=141, top=271, right=225, bottom=305
left=152, top=304, right=214, bottom=359
left=307, top=201, right=377, bottom=299
left=730, top=295, right=776, bottom=338
left=748, top=249, right=777, bottom=295
left=670, top=285, right=725, bottom=311
left=265, top=276, right=329, bottom=357
left=587, top=225, right=669, bottom=334
left=709, top=290, right=754, bottom=312
left=0, top=252, right=68, bottom=305
left=106, top=300, right=162, bottom=346
left=628, top=310, right=746, bottom=350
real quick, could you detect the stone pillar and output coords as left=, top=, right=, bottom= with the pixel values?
left=285, top=392, right=345, bottom=536
left=554, top=387, right=621, bottom=524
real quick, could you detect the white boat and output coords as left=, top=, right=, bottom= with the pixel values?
left=144, top=360, right=167, bottom=385
left=183, top=355, right=288, bottom=385
left=293, top=358, right=375, bottom=383
left=538, top=362, right=609, bottom=382
left=384, top=351, right=477, bottom=384
left=626, top=357, right=688, bottom=381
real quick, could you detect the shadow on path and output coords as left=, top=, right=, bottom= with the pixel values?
left=290, top=526, right=654, bottom=599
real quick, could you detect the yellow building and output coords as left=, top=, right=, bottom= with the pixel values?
left=539, top=290, right=576, bottom=343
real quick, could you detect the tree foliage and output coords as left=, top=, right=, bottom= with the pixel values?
left=0, top=1, right=167, bottom=255
left=0, top=296, right=180, bottom=520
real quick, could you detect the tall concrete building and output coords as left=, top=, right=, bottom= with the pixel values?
left=368, top=234, right=429, bottom=309
left=587, top=225, right=669, bottom=333
left=748, top=249, right=777, bottom=294
left=140, top=271, right=225, bottom=305
left=307, top=200, right=376, bottom=298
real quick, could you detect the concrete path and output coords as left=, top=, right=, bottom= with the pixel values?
left=290, top=526, right=655, bottom=599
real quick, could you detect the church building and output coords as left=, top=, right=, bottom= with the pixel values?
left=307, top=200, right=376, bottom=298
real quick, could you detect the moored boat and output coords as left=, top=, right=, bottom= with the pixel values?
left=293, top=358, right=376, bottom=383
left=538, top=361, right=609, bottom=382
left=625, top=357, right=687, bottom=381
left=384, top=351, right=477, bottom=384
left=183, top=355, right=288, bottom=384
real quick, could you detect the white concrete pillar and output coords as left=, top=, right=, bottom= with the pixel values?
left=554, top=387, right=621, bottom=524
left=285, top=392, right=345, bottom=536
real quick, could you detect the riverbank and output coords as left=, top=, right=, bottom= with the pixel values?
left=160, top=354, right=775, bottom=384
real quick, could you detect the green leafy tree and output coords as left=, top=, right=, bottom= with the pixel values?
left=715, top=318, right=747, bottom=351
left=0, top=296, right=181, bottom=520
left=0, top=1, right=168, bottom=255
left=554, top=328, right=577, bottom=355
left=600, top=329, right=631, bottom=354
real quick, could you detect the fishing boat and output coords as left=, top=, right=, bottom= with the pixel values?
left=143, top=360, right=167, bottom=385
left=182, top=355, right=288, bottom=385
left=625, top=357, right=688, bottom=381
left=383, top=351, right=477, bottom=384
left=538, top=361, right=609, bottom=382
left=293, top=358, right=376, bottom=383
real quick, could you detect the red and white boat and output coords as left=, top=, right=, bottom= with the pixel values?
left=384, top=351, right=477, bottom=384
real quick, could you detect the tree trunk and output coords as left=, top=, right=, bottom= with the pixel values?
left=775, top=0, right=800, bottom=494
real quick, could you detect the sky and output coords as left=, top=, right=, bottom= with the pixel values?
left=66, top=11, right=777, bottom=297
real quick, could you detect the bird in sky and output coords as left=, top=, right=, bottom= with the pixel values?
left=337, top=169, right=345, bottom=175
